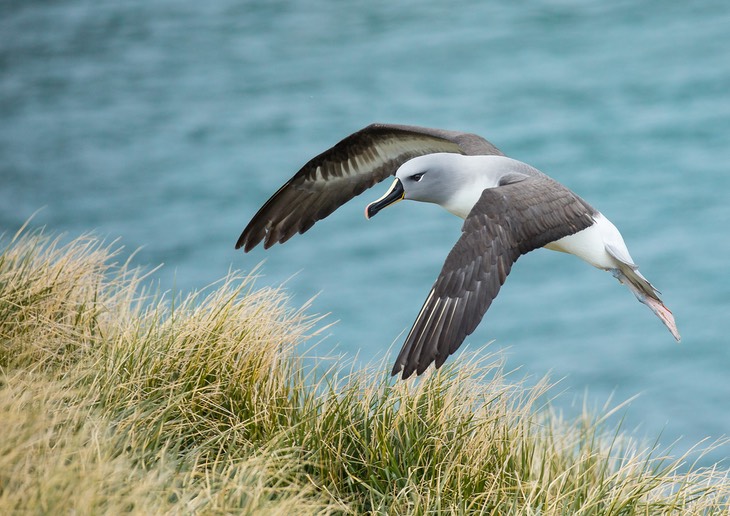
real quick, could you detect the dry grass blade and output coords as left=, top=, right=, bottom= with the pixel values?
left=1, top=226, right=728, bottom=514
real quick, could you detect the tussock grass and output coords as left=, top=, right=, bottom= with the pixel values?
left=1, top=227, right=728, bottom=514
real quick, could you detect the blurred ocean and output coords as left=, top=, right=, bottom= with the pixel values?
left=2, top=0, right=729, bottom=466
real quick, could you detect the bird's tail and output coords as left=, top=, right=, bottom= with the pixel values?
left=611, top=262, right=681, bottom=342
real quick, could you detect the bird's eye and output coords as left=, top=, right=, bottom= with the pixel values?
left=411, top=172, right=425, bottom=182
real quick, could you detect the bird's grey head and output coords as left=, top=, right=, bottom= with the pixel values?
left=365, top=153, right=490, bottom=219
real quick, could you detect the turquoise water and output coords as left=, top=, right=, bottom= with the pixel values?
left=2, top=1, right=729, bottom=466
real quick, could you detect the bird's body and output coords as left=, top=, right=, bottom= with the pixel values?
left=395, top=153, right=629, bottom=271
left=237, top=123, right=680, bottom=379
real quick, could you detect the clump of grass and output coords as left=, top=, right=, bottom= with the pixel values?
left=1, top=226, right=728, bottom=514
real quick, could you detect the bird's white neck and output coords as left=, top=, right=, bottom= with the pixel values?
left=442, top=176, right=500, bottom=219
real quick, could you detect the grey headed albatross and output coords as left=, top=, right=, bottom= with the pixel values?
left=236, top=123, right=680, bottom=379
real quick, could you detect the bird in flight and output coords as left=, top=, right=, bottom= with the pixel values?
left=236, top=123, right=680, bottom=379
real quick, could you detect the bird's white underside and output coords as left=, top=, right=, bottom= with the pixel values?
left=430, top=156, right=636, bottom=272
left=543, top=213, right=634, bottom=270
left=401, top=154, right=637, bottom=272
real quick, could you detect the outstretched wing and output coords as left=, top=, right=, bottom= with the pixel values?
left=236, top=123, right=502, bottom=251
left=392, top=175, right=597, bottom=379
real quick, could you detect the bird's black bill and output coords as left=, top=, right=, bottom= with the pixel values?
left=365, top=178, right=405, bottom=219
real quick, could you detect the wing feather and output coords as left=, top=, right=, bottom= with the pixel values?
left=392, top=175, right=596, bottom=379
left=236, top=123, right=502, bottom=251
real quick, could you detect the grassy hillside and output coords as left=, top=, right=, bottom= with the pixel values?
left=1, top=227, right=728, bottom=514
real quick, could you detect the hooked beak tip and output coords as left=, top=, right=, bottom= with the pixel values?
left=365, top=178, right=405, bottom=220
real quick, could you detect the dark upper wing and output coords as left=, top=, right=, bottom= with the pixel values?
left=391, top=175, right=596, bottom=379
left=236, top=123, right=503, bottom=251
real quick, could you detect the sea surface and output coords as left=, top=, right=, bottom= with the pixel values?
left=2, top=0, right=729, bottom=467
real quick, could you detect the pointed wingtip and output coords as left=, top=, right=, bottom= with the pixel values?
left=235, top=230, right=250, bottom=251
left=391, top=362, right=417, bottom=380
left=235, top=237, right=253, bottom=252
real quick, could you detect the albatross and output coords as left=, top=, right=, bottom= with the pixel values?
left=236, top=123, right=680, bottom=379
